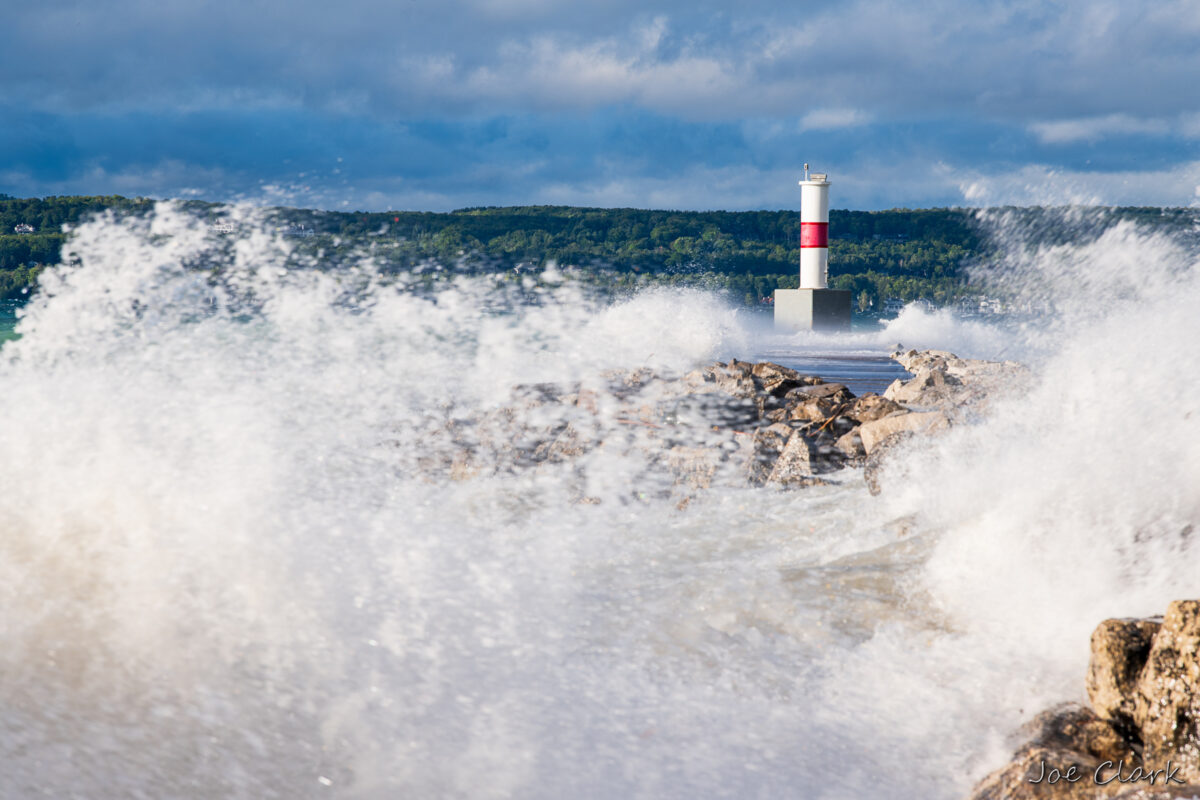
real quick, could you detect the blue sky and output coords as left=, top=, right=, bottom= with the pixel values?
left=3, top=0, right=1200, bottom=211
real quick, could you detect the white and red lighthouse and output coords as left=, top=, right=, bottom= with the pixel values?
left=773, top=166, right=852, bottom=332
left=798, top=171, right=830, bottom=289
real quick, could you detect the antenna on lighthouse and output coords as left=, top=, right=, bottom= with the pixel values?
left=804, top=163, right=809, bottom=181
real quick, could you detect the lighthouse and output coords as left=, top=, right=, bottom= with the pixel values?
left=774, top=166, right=852, bottom=332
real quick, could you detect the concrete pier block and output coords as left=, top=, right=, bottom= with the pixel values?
left=774, top=288, right=852, bottom=332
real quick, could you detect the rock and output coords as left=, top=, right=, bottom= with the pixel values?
left=789, top=396, right=839, bottom=423
left=766, top=432, right=816, bottom=486
left=665, top=445, right=721, bottom=490
left=1087, top=618, right=1161, bottom=732
left=791, top=382, right=854, bottom=403
left=419, top=353, right=1022, bottom=498
left=745, top=422, right=792, bottom=485
left=662, top=389, right=762, bottom=431
left=971, top=602, right=1200, bottom=800
left=968, top=704, right=1140, bottom=800
left=713, top=370, right=759, bottom=400
left=750, top=361, right=812, bottom=397
left=1110, top=789, right=1200, bottom=799
left=862, top=431, right=912, bottom=496
left=512, top=381, right=574, bottom=407
left=763, top=407, right=791, bottom=423
left=1133, top=601, right=1200, bottom=783
left=784, top=383, right=855, bottom=423
left=834, top=428, right=865, bottom=459
left=883, top=365, right=964, bottom=406
left=532, top=422, right=591, bottom=463
left=858, top=410, right=951, bottom=454
left=844, top=393, right=905, bottom=424
left=726, top=358, right=753, bottom=374
left=601, top=367, right=659, bottom=398
left=886, top=348, right=1030, bottom=411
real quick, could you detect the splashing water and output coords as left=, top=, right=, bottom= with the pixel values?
left=1, top=203, right=1198, bottom=798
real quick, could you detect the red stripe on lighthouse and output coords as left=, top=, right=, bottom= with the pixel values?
left=800, top=222, right=828, bottom=248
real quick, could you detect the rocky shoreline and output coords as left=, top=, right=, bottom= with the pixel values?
left=419, top=348, right=1029, bottom=501
left=969, top=600, right=1200, bottom=800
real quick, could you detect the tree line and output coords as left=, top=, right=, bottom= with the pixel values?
left=0, top=194, right=1195, bottom=305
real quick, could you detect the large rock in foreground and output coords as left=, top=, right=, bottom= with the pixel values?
left=1128, top=602, right=1200, bottom=783
left=968, top=601, right=1200, bottom=800
left=969, top=705, right=1139, bottom=800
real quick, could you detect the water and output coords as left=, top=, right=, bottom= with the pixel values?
left=0, top=300, right=19, bottom=343
left=1, top=204, right=1198, bottom=799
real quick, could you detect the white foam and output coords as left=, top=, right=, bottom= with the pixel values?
left=1, top=203, right=1197, bottom=798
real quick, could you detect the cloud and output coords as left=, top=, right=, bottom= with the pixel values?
left=445, top=19, right=753, bottom=119
left=1179, top=113, right=1200, bottom=139
left=1029, top=114, right=1172, bottom=144
left=4, top=0, right=1200, bottom=124
left=0, top=161, right=242, bottom=204
left=3, top=0, right=1200, bottom=209
left=799, top=109, right=872, bottom=131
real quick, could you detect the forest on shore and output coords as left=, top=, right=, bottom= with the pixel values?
left=0, top=194, right=1194, bottom=308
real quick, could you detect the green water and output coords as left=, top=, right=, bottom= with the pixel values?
left=0, top=300, right=22, bottom=344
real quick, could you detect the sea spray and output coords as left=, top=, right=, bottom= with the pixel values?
left=891, top=208, right=1200, bottom=664
left=0, top=203, right=1197, bottom=798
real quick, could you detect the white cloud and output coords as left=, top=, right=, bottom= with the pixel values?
left=1179, top=113, right=1200, bottom=139
left=452, top=21, right=749, bottom=118
left=1028, top=114, right=1171, bottom=144
left=799, top=108, right=872, bottom=131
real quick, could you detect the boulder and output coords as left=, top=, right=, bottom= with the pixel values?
left=713, top=370, right=759, bottom=401
left=532, top=422, right=591, bottom=463
left=785, top=383, right=855, bottom=423
left=511, top=381, right=574, bottom=407
left=834, top=428, right=865, bottom=460
left=858, top=410, right=951, bottom=454
left=968, top=705, right=1140, bottom=800
left=789, top=396, right=839, bottom=423
left=745, top=422, right=793, bottom=485
left=750, top=361, right=814, bottom=397
left=862, top=431, right=912, bottom=496
left=661, top=389, right=762, bottom=431
left=883, top=366, right=964, bottom=407
left=1133, top=601, right=1200, bottom=783
left=970, top=602, right=1200, bottom=800
left=844, top=393, right=905, bottom=424
left=763, top=407, right=791, bottom=423
left=665, top=445, right=722, bottom=490
left=887, top=348, right=1030, bottom=411
left=1110, top=789, right=1200, bottom=799
left=601, top=367, right=659, bottom=398
left=1087, top=618, right=1161, bottom=731
left=791, top=382, right=854, bottom=403
left=766, top=432, right=817, bottom=486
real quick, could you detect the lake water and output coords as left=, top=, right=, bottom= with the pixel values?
left=0, top=300, right=19, bottom=343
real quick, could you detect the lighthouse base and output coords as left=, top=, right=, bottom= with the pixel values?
left=773, top=289, right=852, bottom=332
